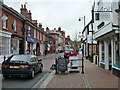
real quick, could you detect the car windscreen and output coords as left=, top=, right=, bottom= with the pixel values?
left=10, top=55, right=29, bottom=61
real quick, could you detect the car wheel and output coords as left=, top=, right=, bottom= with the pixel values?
left=30, top=70, right=35, bottom=79
left=3, top=75, right=9, bottom=79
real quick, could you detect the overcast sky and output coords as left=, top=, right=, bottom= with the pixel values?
left=4, top=0, right=94, bottom=40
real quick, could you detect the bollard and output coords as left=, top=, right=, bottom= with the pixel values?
left=55, top=58, right=58, bottom=74
left=81, top=56, right=84, bottom=74
left=4, top=55, right=6, bottom=62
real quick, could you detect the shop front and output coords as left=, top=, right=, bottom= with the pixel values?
left=98, top=31, right=120, bottom=77
left=26, top=37, right=36, bottom=55
left=0, top=30, right=12, bottom=63
left=40, top=40, right=44, bottom=55
left=11, top=34, right=24, bottom=54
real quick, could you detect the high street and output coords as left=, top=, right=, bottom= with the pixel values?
left=2, top=53, right=63, bottom=89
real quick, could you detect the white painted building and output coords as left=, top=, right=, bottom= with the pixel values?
left=93, top=0, right=120, bottom=77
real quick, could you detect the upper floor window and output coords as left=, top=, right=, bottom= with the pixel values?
left=28, top=26, right=31, bottom=30
left=43, top=35, right=45, bottom=41
left=28, top=26, right=31, bottom=36
left=37, top=31, right=39, bottom=39
left=13, top=20, right=17, bottom=32
left=34, top=29, right=36, bottom=38
left=2, top=14, right=8, bottom=29
left=40, top=33, right=42, bottom=40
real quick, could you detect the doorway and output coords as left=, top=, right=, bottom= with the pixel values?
left=36, top=43, right=40, bottom=56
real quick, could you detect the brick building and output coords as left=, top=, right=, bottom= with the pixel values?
left=0, top=2, right=56, bottom=63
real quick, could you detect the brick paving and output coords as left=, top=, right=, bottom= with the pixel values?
left=84, top=59, right=119, bottom=88
left=46, top=73, right=85, bottom=88
left=38, top=53, right=55, bottom=70
left=44, top=54, right=119, bottom=88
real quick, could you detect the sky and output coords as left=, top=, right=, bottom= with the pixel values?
left=4, top=0, right=94, bottom=40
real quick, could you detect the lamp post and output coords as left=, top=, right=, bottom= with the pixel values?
left=91, top=22, right=94, bottom=63
left=78, top=16, right=86, bottom=57
left=78, top=16, right=86, bottom=28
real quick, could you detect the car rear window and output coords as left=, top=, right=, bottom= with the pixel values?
left=65, top=50, right=70, bottom=53
left=10, top=55, right=29, bottom=61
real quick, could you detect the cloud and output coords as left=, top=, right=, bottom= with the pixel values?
left=4, top=0, right=93, bottom=39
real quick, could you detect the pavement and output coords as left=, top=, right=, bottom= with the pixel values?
left=40, top=54, right=119, bottom=89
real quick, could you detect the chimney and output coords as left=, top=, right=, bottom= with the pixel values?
left=39, top=23, right=42, bottom=29
left=54, top=28, right=56, bottom=32
left=24, top=4, right=26, bottom=9
left=42, top=28, right=44, bottom=31
left=27, top=10, right=32, bottom=21
left=58, top=27, right=61, bottom=31
left=32, top=20, right=37, bottom=26
left=67, top=35, right=70, bottom=39
left=20, top=4, right=28, bottom=17
left=46, top=27, right=49, bottom=32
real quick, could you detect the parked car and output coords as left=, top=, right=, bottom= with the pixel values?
left=2, top=55, right=43, bottom=79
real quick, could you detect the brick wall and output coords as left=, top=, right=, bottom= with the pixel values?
left=2, top=9, right=23, bottom=35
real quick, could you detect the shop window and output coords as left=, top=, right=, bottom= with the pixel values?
left=0, top=36, right=10, bottom=55
left=11, top=38, right=19, bottom=54
left=101, top=41, right=104, bottom=62
left=113, top=37, right=119, bottom=66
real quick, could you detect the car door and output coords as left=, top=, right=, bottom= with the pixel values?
left=34, top=57, right=40, bottom=72
left=30, top=57, right=37, bottom=73
left=36, top=57, right=41, bottom=70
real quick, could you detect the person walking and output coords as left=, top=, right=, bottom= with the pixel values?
left=33, top=48, right=36, bottom=55
left=26, top=48, right=30, bottom=55
left=73, top=50, right=77, bottom=56
left=69, top=50, right=72, bottom=56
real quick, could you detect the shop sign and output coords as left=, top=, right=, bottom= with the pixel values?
left=26, top=37, right=36, bottom=43
left=49, top=41, right=52, bottom=44
left=27, top=30, right=31, bottom=36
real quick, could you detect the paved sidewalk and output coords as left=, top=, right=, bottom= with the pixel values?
left=45, top=54, right=119, bottom=88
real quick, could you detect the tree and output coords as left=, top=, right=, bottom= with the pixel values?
left=72, top=31, right=80, bottom=50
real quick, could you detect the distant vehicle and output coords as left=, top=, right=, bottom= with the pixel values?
left=2, top=55, right=43, bottom=79
left=64, top=49, right=73, bottom=58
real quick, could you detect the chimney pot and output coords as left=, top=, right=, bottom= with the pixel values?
left=29, top=10, right=31, bottom=13
left=21, top=4, right=23, bottom=8
left=24, top=4, right=26, bottom=8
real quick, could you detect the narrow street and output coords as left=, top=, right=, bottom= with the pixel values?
left=2, top=53, right=63, bottom=88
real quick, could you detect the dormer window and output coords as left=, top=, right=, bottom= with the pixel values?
left=2, top=14, right=8, bottom=29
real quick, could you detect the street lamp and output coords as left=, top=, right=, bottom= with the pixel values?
left=91, top=22, right=94, bottom=63
left=78, top=16, right=86, bottom=57
left=78, top=16, right=86, bottom=28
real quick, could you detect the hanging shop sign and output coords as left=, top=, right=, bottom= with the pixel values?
left=26, top=37, right=36, bottom=43
left=26, top=30, right=31, bottom=36
left=49, top=41, right=52, bottom=44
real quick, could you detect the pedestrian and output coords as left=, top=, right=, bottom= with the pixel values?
left=73, top=50, right=77, bottom=56
left=69, top=50, right=72, bottom=56
left=33, top=48, right=36, bottom=55
left=45, top=49, right=47, bottom=56
left=26, top=48, right=30, bottom=55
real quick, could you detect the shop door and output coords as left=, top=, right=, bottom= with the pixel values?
left=36, top=43, right=40, bottom=56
